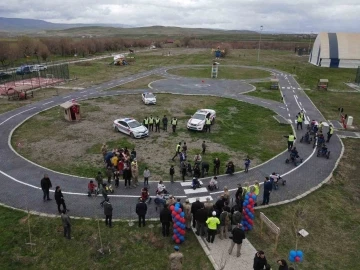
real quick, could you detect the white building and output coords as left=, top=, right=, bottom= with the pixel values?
left=309, top=32, right=360, bottom=68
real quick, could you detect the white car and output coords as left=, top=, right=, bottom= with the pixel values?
left=142, top=92, right=156, bottom=105
left=187, top=109, right=216, bottom=131
left=31, top=65, right=47, bottom=72
left=113, top=118, right=149, bottom=138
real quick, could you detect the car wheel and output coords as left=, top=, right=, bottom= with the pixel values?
left=130, top=133, right=135, bottom=138
left=114, top=126, right=118, bottom=132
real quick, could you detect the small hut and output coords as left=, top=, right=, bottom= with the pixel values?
left=317, top=79, right=329, bottom=90
left=60, top=100, right=81, bottom=121
left=270, top=78, right=279, bottom=90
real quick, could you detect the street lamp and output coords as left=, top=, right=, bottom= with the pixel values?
left=257, top=25, right=263, bottom=62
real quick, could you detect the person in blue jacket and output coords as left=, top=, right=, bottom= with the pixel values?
left=261, top=177, right=273, bottom=205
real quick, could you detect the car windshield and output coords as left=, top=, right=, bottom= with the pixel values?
left=145, top=93, right=155, bottom=98
left=128, top=120, right=142, bottom=128
left=192, top=113, right=206, bottom=120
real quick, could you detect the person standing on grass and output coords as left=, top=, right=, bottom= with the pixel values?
left=136, top=197, right=147, bottom=227
left=143, top=116, right=149, bottom=129
left=149, top=115, right=154, bottom=132
left=170, top=165, right=175, bottom=183
left=103, top=198, right=113, bottom=228
left=205, top=116, right=212, bottom=133
left=182, top=142, right=187, bottom=153
left=244, top=156, right=251, bottom=173
left=101, top=143, right=108, bottom=160
left=213, top=157, right=221, bottom=175
left=168, top=245, right=183, bottom=270
left=160, top=204, right=172, bottom=237
left=155, top=116, right=161, bottom=132
left=183, top=199, right=192, bottom=230
left=40, top=174, right=52, bottom=202
left=228, top=223, right=246, bottom=257
left=61, top=209, right=71, bottom=240
left=202, top=141, right=206, bottom=155
left=261, top=177, right=272, bottom=205
left=277, top=259, right=289, bottom=270
left=143, top=167, right=150, bottom=186
left=162, top=115, right=168, bottom=131
left=206, top=211, right=220, bottom=243
left=172, top=142, right=182, bottom=161
left=171, top=117, right=178, bottom=133
left=253, top=251, right=268, bottom=270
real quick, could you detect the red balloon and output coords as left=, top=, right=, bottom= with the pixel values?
left=249, top=220, right=253, bottom=225
left=174, top=223, right=178, bottom=228
left=170, top=205, right=175, bottom=211
left=249, top=198, right=254, bottom=203
left=176, top=214, right=180, bottom=220
left=242, top=209, right=246, bottom=214
left=180, top=230, right=185, bottom=235
left=250, top=208, right=255, bottom=213
left=172, top=211, right=176, bottom=216
left=177, top=208, right=182, bottom=213
left=181, top=218, right=185, bottom=223
left=295, top=256, right=300, bottom=262
left=247, top=205, right=251, bottom=209
left=175, top=239, right=180, bottom=244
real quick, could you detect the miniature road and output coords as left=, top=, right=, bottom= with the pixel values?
left=0, top=65, right=347, bottom=219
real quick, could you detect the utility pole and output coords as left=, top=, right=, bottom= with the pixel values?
left=257, top=25, right=263, bottom=62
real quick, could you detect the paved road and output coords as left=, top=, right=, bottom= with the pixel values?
left=0, top=65, right=346, bottom=219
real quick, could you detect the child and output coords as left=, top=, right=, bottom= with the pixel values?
left=114, top=170, right=120, bottom=188
left=208, top=176, right=218, bottom=191
left=244, top=157, right=251, bottom=173
left=88, top=180, right=97, bottom=197
left=170, top=165, right=175, bottom=183
left=143, top=167, right=151, bottom=186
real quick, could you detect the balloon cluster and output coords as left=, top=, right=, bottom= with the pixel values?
left=170, top=203, right=186, bottom=244
left=289, top=250, right=304, bottom=262
left=241, top=192, right=257, bottom=231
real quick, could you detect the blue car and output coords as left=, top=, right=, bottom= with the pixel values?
left=16, top=66, right=32, bottom=75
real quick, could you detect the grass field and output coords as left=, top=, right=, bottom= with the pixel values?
left=11, top=94, right=291, bottom=179
left=0, top=206, right=212, bottom=270
left=167, top=66, right=270, bottom=80
left=247, top=139, right=360, bottom=270
left=245, top=82, right=283, bottom=102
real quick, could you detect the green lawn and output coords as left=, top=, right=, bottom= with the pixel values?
left=167, top=66, right=270, bottom=80
left=0, top=206, right=212, bottom=270
left=245, top=82, right=283, bottom=102
left=247, top=139, right=360, bottom=270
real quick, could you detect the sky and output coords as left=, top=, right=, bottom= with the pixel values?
left=0, top=0, right=359, bottom=33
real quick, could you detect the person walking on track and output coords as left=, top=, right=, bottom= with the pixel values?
left=40, top=174, right=52, bottom=202
left=284, top=133, right=296, bottom=151
left=172, top=142, right=182, bottom=161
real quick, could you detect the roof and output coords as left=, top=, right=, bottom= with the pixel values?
left=270, top=79, right=279, bottom=82
left=315, top=32, right=360, bottom=60
left=60, top=101, right=80, bottom=109
left=319, top=79, right=329, bottom=82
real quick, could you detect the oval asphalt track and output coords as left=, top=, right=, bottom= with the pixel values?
left=0, top=65, right=343, bottom=219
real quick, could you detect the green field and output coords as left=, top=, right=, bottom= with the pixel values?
left=167, top=66, right=270, bottom=80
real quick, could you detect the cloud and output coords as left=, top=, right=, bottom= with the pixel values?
left=0, top=0, right=359, bottom=32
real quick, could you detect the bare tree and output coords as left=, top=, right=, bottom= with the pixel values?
left=0, top=41, right=10, bottom=67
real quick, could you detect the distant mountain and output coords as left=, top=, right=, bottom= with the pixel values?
left=0, top=17, right=131, bottom=32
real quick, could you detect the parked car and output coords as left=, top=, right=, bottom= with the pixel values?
left=16, top=66, right=32, bottom=75
left=187, top=109, right=216, bottom=131
left=0, top=72, right=12, bottom=80
left=31, top=64, right=47, bottom=72
left=142, top=92, right=156, bottom=105
left=113, top=118, right=149, bottom=139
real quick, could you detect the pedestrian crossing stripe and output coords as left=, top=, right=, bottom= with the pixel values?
left=282, top=87, right=285, bottom=89
left=188, top=196, right=213, bottom=203
left=180, top=181, right=203, bottom=187
left=184, top=187, right=208, bottom=194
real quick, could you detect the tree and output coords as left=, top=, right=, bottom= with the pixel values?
left=39, top=43, right=50, bottom=61
left=0, top=41, right=10, bottom=67
left=17, top=36, right=35, bottom=58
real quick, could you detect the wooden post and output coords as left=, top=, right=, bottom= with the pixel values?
left=274, top=233, right=279, bottom=253
left=260, top=218, right=264, bottom=238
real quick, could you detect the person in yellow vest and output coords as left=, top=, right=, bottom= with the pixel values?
left=300, top=110, right=305, bottom=121
left=284, top=132, right=296, bottom=151
left=172, top=142, right=182, bottom=161
left=296, top=113, right=303, bottom=130
left=206, top=211, right=220, bottom=243
left=326, top=124, right=334, bottom=142
left=205, top=117, right=212, bottom=133
left=149, top=115, right=154, bottom=131
left=172, top=117, right=178, bottom=133
left=319, top=121, right=324, bottom=133
left=252, top=181, right=260, bottom=206
left=155, top=116, right=161, bottom=132
left=143, top=116, right=149, bottom=129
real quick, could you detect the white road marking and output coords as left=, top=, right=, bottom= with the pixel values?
left=304, top=120, right=309, bottom=125
left=261, top=101, right=271, bottom=105
left=298, top=88, right=301, bottom=90
left=287, top=108, right=289, bottom=111
left=288, top=119, right=292, bottom=123
left=287, top=87, right=290, bottom=89
left=0, top=107, right=37, bottom=126
left=303, top=108, right=307, bottom=113
left=288, top=113, right=291, bottom=117
left=282, top=87, right=285, bottom=89
left=82, top=95, right=87, bottom=98
left=294, top=95, right=302, bottom=110
left=180, top=181, right=204, bottom=187
left=184, top=187, right=208, bottom=194
left=245, top=97, right=254, bottom=100
left=79, top=91, right=87, bottom=93
left=292, top=90, right=295, bottom=93
left=279, top=106, right=286, bottom=109
left=299, top=102, right=302, bottom=106
left=188, top=196, right=213, bottom=203
left=307, top=116, right=311, bottom=122
left=42, top=101, right=54, bottom=106
left=62, top=95, right=71, bottom=99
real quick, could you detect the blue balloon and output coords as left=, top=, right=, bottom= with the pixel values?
left=181, top=224, right=186, bottom=229
left=252, top=194, right=257, bottom=199
left=296, top=250, right=303, bottom=258
left=173, top=229, right=177, bottom=234
left=289, top=256, right=295, bottom=262
left=176, top=221, right=180, bottom=226
left=175, top=207, right=179, bottom=211
left=248, top=225, right=252, bottom=230
left=245, top=195, right=249, bottom=199
left=290, top=250, right=297, bottom=258
left=175, top=203, right=180, bottom=207
left=180, top=212, right=184, bottom=217
left=179, top=236, right=184, bottom=241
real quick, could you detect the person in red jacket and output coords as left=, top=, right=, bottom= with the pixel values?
left=88, top=180, right=97, bottom=196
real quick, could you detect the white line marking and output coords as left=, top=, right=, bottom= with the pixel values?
left=288, top=113, right=291, bottom=117
left=245, top=97, right=254, bottom=100
left=0, top=107, right=37, bottom=126
left=184, top=187, right=208, bottom=194
left=294, top=95, right=302, bottom=110
left=288, top=119, right=292, bottom=124
left=181, top=181, right=204, bottom=187
left=303, top=108, right=307, bottom=113
left=279, top=106, right=286, bottom=109
left=304, top=120, right=309, bottom=125
left=261, top=101, right=271, bottom=105
left=298, top=88, right=301, bottom=90
left=287, top=108, right=289, bottom=111
left=299, top=102, right=302, bottom=106
left=307, top=116, right=310, bottom=122
left=79, top=91, right=87, bottom=93
left=42, top=101, right=54, bottom=106
left=62, top=95, right=71, bottom=99
left=287, top=87, right=290, bottom=89
left=82, top=95, right=87, bottom=98
left=282, top=87, right=285, bottom=89
left=292, top=90, right=295, bottom=93
left=188, top=196, right=213, bottom=203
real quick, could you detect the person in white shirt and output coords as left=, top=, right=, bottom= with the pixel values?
left=143, top=167, right=151, bottom=186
